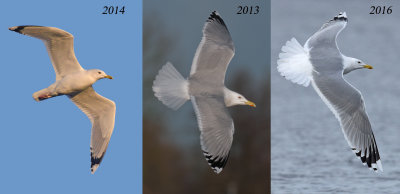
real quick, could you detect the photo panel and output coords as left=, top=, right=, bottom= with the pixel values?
left=0, top=1, right=142, bottom=193
left=272, top=0, right=400, bottom=193
left=143, top=0, right=270, bottom=193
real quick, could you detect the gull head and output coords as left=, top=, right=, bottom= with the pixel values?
left=89, top=69, right=113, bottom=80
left=224, top=88, right=256, bottom=107
left=343, top=57, right=373, bottom=74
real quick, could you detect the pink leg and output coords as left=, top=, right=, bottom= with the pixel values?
left=38, top=94, right=52, bottom=101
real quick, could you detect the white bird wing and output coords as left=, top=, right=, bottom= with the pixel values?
left=9, top=25, right=84, bottom=80
left=277, top=12, right=348, bottom=87
left=305, top=12, right=347, bottom=51
left=312, top=73, right=382, bottom=171
left=189, top=11, right=234, bottom=85
left=304, top=12, right=382, bottom=171
left=191, top=96, right=233, bottom=174
left=69, top=87, right=116, bottom=174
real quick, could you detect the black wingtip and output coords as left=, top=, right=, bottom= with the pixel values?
left=9, top=25, right=43, bottom=33
left=206, top=11, right=226, bottom=26
left=355, top=150, right=361, bottom=157
left=9, top=26, right=25, bottom=33
left=90, top=147, right=106, bottom=173
left=354, top=145, right=381, bottom=171
left=203, top=151, right=230, bottom=174
left=333, top=12, right=348, bottom=22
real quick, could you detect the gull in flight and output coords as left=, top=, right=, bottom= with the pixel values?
left=153, top=11, right=256, bottom=173
left=9, top=25, right=116, bottom=174
left=278, top=12, right=382, bottom=171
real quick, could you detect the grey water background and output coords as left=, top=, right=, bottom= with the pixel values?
left=272, top=0, right=400, bottom=193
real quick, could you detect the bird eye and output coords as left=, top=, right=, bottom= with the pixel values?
left=238, top=96, right=242, bottom=99
left=98, top=72, right=101, bottom=74
left=357, top=61, right=361, bottom=64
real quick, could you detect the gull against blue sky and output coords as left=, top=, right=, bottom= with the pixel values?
left=0, top=0, right=142, bottom=193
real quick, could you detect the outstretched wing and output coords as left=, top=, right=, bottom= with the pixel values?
left=9, top=25, right=84, bottom=80
left=189, top=11, right=235, bottom=85
left=69, top=87, right=116, bottom=174
left=191, top=96, right=234, bottom=174
left=312, top=73, right=382, bottom=171
left=305, top=12, right=347, bottom=52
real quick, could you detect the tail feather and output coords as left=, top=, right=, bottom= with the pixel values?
left=32, top=88, right=51, bottom=102
left=153, top=62, right=189, bottom=110
left=277, top=37, right=313, bottom=87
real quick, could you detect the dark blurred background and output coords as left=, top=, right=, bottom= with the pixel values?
left=143, top=1, right=270, bottom=193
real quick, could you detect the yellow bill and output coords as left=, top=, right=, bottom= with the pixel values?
left=363, top=65, right=373, bottom=69
left=245, top=101, right=256, bottom=107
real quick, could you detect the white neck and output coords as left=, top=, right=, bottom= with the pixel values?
left=342, top=55, right=356, bottom=74
left=223, top=87, right=236, bottom=107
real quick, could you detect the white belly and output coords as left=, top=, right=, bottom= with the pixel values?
left=54, top=72, right=95, bottom=94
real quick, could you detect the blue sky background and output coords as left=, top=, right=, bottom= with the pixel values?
left=0, top=0, right=141, bottom=193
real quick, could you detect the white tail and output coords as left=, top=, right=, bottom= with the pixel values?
left=32, top=88, right=49, bottom=101
left=153, top=62, right=189, bottom=110
left=277, top=37, right=313, bottom=87
left=32, top=87, right=58, bottom=101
